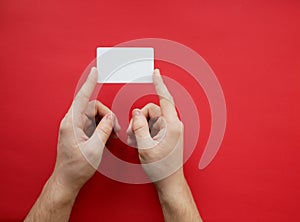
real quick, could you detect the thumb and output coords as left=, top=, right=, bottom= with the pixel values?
left=131, top=109, right=153, bottom=148
left=81, top=113, right=114, bottom=170
left=91, top=113, right=114, bottom=145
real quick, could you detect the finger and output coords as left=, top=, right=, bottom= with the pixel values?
left=127, top=103, right=161, bottom=138
left=83, top=118, right=96, bottom=137
left=81, top=100, right=110, bottom=131
left=131, top=109, right=153, bottom=148
left=84, top=100, right=111, bottom=118
left=90, top=113, right=115, bottom=145
left=153, top=69, right=178, bottom=120
left=127, top=135, right=137, bottom=147
left=153, top=127, right=167, bottom=141
left=72, top=67, right=98, bottom=116
left=84, top=100, right=121, bottom=132
left=141, top=103, right=161, bottom=138
left=140, top=103, right=161, bottom=119
left=126, top=119, right=134, bottom=137
left=149, top=116, right=167, bottom=138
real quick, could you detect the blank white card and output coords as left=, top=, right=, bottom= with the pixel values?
left=96, top=47, right=154, bottom=83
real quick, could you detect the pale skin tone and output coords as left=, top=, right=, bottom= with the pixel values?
left=25, top=68, right=202, bottom=222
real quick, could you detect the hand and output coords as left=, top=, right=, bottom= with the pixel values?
left=52, top=67, right=120, bottom=193
left=126, top=69, right=184, bottom=183
left=126, top=69, right=202, bottom=222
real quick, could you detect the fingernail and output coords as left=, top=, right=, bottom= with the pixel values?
left=90, top=67, right=97, bottom=76
left=154, top=69, right=160, bottom=75
left=106, top=113, right=114, bottom=120
left=133, top=109, right=140, bottom=116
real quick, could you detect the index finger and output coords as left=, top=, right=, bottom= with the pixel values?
left=153, top=69, right=178, bottom=120
left=72, top=67, right=98, bottom=115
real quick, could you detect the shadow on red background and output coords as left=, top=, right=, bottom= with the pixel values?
left=0, top=0, right=299, bottom=221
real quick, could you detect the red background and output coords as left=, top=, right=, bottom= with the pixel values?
left=1, top=0, right=300, bottom=221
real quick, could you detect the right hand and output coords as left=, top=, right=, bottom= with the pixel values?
left=126, top=69, right=184, bottom=183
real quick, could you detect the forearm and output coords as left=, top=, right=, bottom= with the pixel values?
left=24, top=175, right=79, bottom=222
left=155, top=170, right=202, bottom=222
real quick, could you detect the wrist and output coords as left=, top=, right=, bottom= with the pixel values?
left=155, top=169, right=187, bottom=199
left=45, top=174, right=79, bottom=207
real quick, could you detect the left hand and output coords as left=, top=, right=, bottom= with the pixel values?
left=52, top=67, right=120, bottom=193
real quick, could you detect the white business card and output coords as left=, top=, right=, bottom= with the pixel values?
left=96, top=47, right=154, bottom=83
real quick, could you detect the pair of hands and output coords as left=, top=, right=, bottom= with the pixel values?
left=52, top=67, right=184, bottom=193
left=25, top=67, right=202, bottom=222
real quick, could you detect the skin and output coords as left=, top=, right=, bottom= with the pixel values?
left=127, top=69, right=202, bottom=222
left=24, top=68, right=202, bottom=222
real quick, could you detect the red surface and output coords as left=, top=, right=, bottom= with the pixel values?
left=1, top=0, right=300, bottom=221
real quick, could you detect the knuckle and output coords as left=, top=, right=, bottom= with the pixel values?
left=147, top=102, right=156, bottom=108
left=146, top=102, right=160, bottom=112
left=98, top=125, right=112, bottom=138
left=132, top=121, right=147, bottom=135
left=168, top=121, right=183, bottom=135
left=59, top=116, right=72, bottom=133
left=94, top=100, right=101, bottom=107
